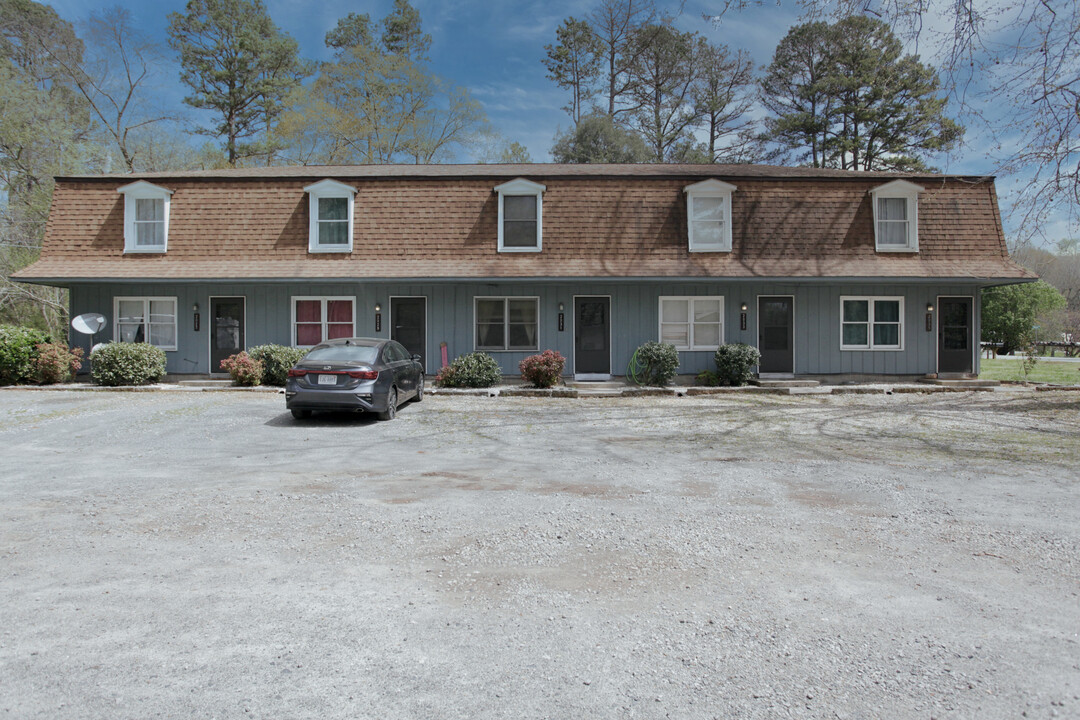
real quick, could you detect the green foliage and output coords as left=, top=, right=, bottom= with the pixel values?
left=0, top=0, right=95, bottom=338
left=761, top=16, right=962, bottom=171
left=714, top=343, right=761, bottom=386
left=543, top=17, right=602, bottom=124
left=551, top=112, right=651, bottom=163
left=166, top=0, right=308, bottom=165
left=519, top=350, right=566, bottom=388
left=247, top=343, right=305, bottom=386
left=631, top=341, right=679, bottom=386
left=90, top=342, right=166, bottom=386
left=695, top=369, right=720, bottom=386
left=435, top=352, right=501, bottom=388
left=220, top=351, right=263, bottom=386
left=0, top=324, right=50, bottom=384
left=32, top=342, right=82, bottom=384
left=982, top=280, right=1067, bottom=355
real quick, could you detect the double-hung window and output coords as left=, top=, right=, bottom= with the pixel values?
left=870, top=180, right=922, bottom=252
left=304, top=179, right=356, bottom=253
left=841, top=296, right=904, bottom=350
left=292, top=297, right=355, bottom=347
left=494, top=179, right=545, bottom=252
left=118, top=181, right=172, bottom=253
left=683, top=179, right=736, bottom=252
left=659, top=296, right=724, bottom=350
left=114, top=297, right=177, bottom=350
left=475, top=297, right=539, bottom=351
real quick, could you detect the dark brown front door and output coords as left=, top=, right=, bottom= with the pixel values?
left=575, top=297, right=610, bottom=374
left=391, top=297, right=426, bottom=366
left=211, top=297, right=245, bottom=373
left=758, top=296, right=794, bottom=374
left=938, top=297, right=973, bottom=374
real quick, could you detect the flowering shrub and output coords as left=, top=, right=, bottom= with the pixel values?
left=435, top=352, right=501, bottom=388
left=519, top=349, right=565, bottom=388
left=91, top=342, right=167, bottom=386
left=32, top=343, right=84, bottom=384
left=247, top=344, right=305, bottom=386
left=220, top=351, right=264, bottom=386
left=0, top=325, right=51, bottom=385
left=714, top=343, right=761, bottom=386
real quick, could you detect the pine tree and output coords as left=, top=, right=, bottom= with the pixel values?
left=166, top=0, right=307, bottom=165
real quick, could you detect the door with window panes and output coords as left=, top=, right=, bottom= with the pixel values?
left=938, top=297, right=973, bottom=374
left=211, top=297, right=245, bottom=373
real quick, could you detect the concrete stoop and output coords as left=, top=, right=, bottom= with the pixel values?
left=750, top=379, right=821, bottom=388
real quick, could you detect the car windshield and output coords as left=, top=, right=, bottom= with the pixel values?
left=302, top=345, right=379, bottom=364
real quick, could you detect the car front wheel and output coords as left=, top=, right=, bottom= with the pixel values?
left=291, top=409, right=311, bottom=420
left=378, top=387, right=397, bottom=421
left=415, top=375, right=424, bottom=402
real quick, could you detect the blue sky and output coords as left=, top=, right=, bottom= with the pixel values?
left=43, top=0, right=1057, bottom=240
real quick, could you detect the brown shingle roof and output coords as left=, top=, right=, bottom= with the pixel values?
left=16, top=166, right=1033, bottom=283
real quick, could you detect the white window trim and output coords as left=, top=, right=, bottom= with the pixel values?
left=118, top=181, right=172, bottom=254
left=870, top=179, right=922, bottom=252
left=494, top=178, right=545, bottom=253
left=658, top=295, right=725, bottom=351
left=840, top=295, right=905, bottom=351
left=684, top=179, right=736, bottom=253
left=473, top=296, right=540, bottom=351
left=290, top=296, right=357, bottom=348
left=112, top=296, right=177, bottom=351
left=304, top=179, right=356, bottom=254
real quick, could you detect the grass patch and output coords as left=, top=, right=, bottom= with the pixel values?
left=980, top=358, right=1080, bottom=385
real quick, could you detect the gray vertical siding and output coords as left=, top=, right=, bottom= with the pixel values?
left=69, top=279, right=982, bottom=376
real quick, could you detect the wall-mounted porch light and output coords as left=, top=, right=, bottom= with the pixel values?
left=925, top=302, right=934, bottom=331
left=558, top=301, right=565, bottom=331
left=192, top=302, right=200, bottom=332
left=374, top=302, right=382, bottom=333
left=739, top=301, right=748, bottom=331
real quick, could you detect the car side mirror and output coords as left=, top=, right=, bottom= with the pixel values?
left=411, top=354, right=422, bottom=363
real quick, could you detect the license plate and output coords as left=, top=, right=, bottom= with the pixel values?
left=317, top=374, right=338, bottom=385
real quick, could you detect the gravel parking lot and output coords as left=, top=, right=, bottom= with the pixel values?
left=1, top=389, right=1078, bottom=719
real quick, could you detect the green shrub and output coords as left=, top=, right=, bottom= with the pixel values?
left=220, top=351, right=264, bottom=386
left=714, top=343, right=761, bottom=386
left=630, top=341, right=679, bottom=386
left=0, top=325, right=51, bottom=385
left=33, top=343, right=84, bottom=384
left=248, top=344, right=306, bottom=386
left=90, top=342, right=167, bottom=386
left=519, top=349, right=565, bottom=388
left=695, top=369, right=720, bottom=387
left=435, top=352, right=502, bottom=388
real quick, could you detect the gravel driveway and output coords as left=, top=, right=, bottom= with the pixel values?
left=1, top=389, right=1078, bottom=719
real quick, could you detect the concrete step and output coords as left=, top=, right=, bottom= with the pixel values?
left=751, top=379, right=821, bottom=388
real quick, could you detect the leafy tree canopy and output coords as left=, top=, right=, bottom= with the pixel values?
left=982, top=280, right=1066, bottom=355
left=761, top=15, right=962, bottom=171
left=551, top=112, right=650, bottom=163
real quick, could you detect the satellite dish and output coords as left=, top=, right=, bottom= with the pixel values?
left=72, top=313, right=107, bottom=335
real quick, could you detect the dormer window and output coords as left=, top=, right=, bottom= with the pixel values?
left=304, top=179, right=356, bottom=253
left=495, top=178, right=545, bottom=252
left=871, top=180, right=922, bottom=252
left=118, top=181, right=172, bottom=254
left=684, top=179, right=736, bottom=252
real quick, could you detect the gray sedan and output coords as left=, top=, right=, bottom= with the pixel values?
left=285, top=338, right=424, bottom=420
